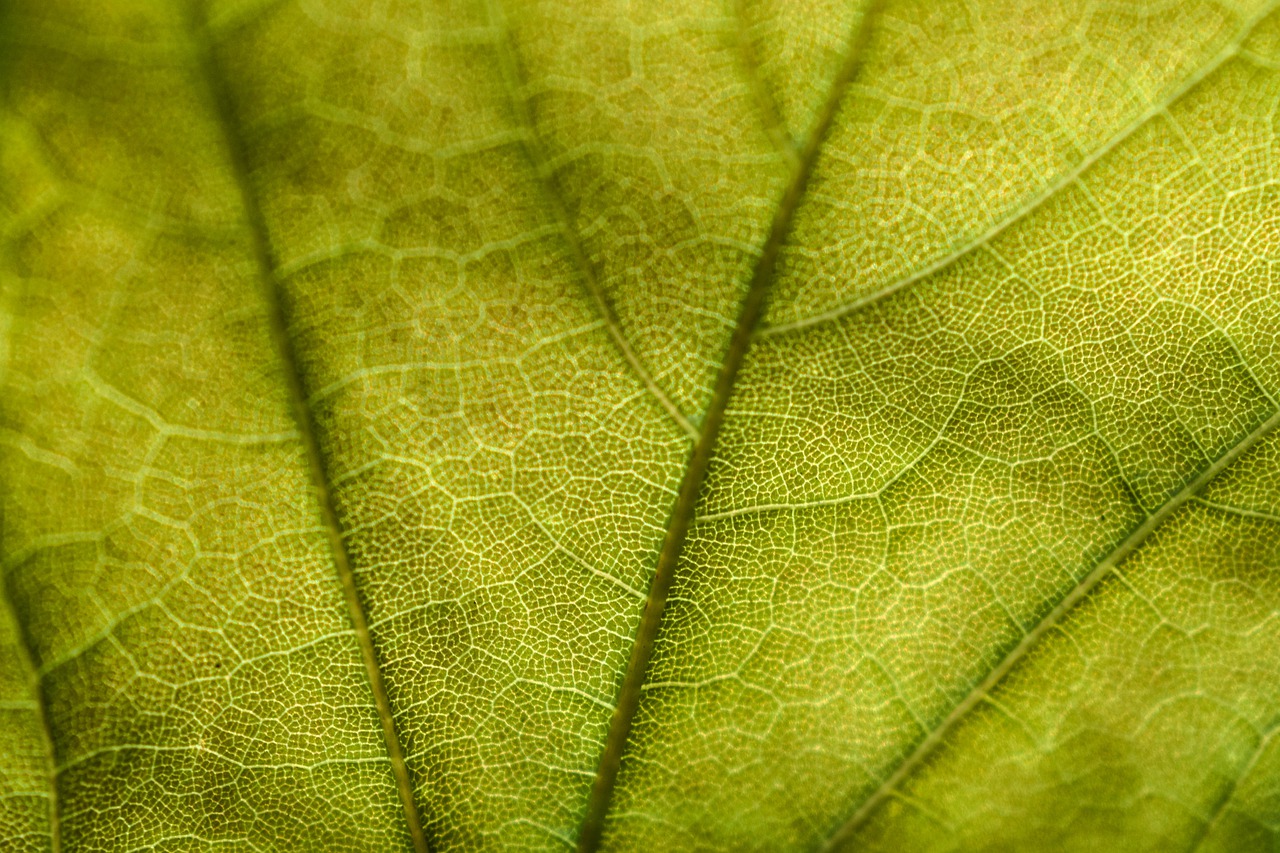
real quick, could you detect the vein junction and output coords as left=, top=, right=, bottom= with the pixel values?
left=576, top=5, right=885, bottom=849
left=4, top=0, right=1280, bottom=850
left=586, top=3, right=1280, bottom=849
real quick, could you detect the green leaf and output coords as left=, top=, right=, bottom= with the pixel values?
left=3, top=0, right=1280, bottom=850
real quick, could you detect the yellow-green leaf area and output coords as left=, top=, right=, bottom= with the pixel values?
left=2, top=0, right=1280, bottom=851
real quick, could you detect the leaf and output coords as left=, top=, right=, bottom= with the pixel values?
left=3, top=0, right=1280, bottom=850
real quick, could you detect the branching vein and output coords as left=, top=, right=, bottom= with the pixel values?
left=759, top=0, right=1280, bottom=338
left=819, top=406, right=1280, bottom=852
left=485, top=0, right=700, bottom=442
left=1187, top=723, right=1280, bottom=852
left=575, top=4, right=884, bottom=849
left=732, top=0, right=800, bottom=165
left=0, top=577, right=59, bottom=852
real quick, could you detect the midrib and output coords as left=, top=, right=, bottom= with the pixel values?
left=181, top=5, right=431, bottom=852
left=575, top=5, right=885, bottom=849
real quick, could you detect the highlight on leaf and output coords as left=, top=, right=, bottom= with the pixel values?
left=2, top=0, right=1280, bottom=851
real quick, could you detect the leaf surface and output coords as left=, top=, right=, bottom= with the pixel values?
left=3, top=0, right=1280, bottom=850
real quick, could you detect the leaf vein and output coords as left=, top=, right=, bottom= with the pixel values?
left=731, top=0, right=800, bottom=165
left=181, top=5, right=430, bottom=850
left=485, top=0, right=700, bottom=441
left=760, top=0, right=1280, bottom=339
left=574, top=5, right=886, bottom=849
left=818, top=405, right=1280, bottom=852
left=0, top=575, right=60, bottom=852
left=1187, top=722, right=1280, bottom=852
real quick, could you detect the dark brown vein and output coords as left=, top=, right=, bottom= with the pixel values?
left=485, top=0, right=700, bottom=442
left=819, top=406, right=1280, bottom=852
left=758, top=0, right=1280, bottom=339
left=575, top=5, right=884, bottom=850
left=181, top=5, right=430, bottom=851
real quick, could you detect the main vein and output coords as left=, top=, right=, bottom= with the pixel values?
left=182, top=6, right=430, bottom=852
left=575, top=6, right=883, bottom=850
left=819, top=405, right=1280, bottom=852
left=759, top=0, right=1280, bottom=339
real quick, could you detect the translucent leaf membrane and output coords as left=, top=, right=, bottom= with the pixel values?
left=502, top=0, right=790, bottom=417
left=608, top=12, right=1280, bottom=849
left=0, top=592, right=51, bottom=851
left=201, top=0, right=765, bottom=844
left=0, top=1, right=408, bottom=848
left=766, top=0, right=1277, bottom=330
left=1, top=0, right=1279, bottom=850
left=0, top=161, right=52, bottom=848
left=849, top=431, right=1280, bottom=851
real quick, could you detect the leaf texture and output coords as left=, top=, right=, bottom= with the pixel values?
left=3, top=0, right=1280, bottom=851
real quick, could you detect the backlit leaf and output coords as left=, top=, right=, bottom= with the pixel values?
left=3, top=0, right=1280, bottom=850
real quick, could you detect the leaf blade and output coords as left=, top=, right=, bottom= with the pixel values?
left=0, top=1, right=415, bottom=846
left=4, top=0, right=1280, bottom=850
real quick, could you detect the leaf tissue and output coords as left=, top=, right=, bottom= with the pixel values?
left=3, top=0, right=1280, bottom=850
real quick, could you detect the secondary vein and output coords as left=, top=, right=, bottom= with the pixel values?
left=485, top=0, right=700, bottom=442
left=759, top=0, right=1280, bottom=339
left=181, top=6, right=430, bottom=851
left=732, top=0, right=800, bottom=166
left=574, top=5, right=884, bottom=850
left=819, top=405, right=1280, bottom=852
left=1, top=11, right=62, bottom=848
left=0, top=577, right=59, bottom=852
left=1187, top=723, right=1280, bottom=852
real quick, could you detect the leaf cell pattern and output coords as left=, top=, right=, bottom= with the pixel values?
left=2, top=0, right=1280, bottom=851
